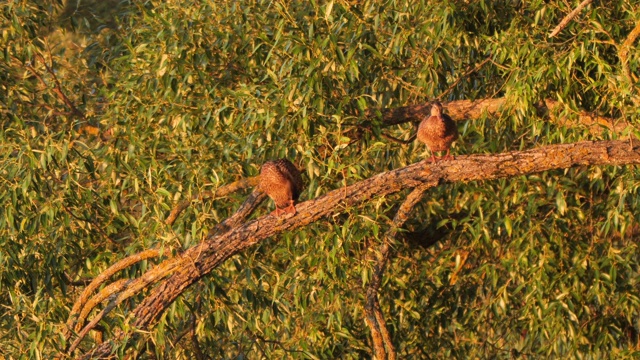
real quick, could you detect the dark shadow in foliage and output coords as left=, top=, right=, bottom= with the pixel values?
left=57, top=0, right=131, bottom=32
left=453, top=0, right=521, bottom=37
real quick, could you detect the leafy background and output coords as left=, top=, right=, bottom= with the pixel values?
left=1, top=0, right=640, bottom=358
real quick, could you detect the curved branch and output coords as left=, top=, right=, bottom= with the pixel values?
left=365, top=182, right=436, bottom=359
left=77, top=139, right=640, bottom=358
left=65, top=249, right=161, bottom=339
left=75, top=278, right=129, bottom=334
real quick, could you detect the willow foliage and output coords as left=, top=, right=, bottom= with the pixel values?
left=1, top=0, right=640, bottom=358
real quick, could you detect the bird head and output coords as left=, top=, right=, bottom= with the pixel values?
left=430, top=101, right=443, bottom=116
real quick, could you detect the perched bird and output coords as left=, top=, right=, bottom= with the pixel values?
left=417, top=101, right=458, bottom=163
left=259, top=158, right=304, bottom=216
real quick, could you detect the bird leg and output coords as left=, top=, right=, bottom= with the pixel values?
left=284, top=200, right=297, bottom=215
left=429, top=152, right=439, bottom=163
left=442, top=149, right=454, bottom=161
left=271, top=206, right=285, bottom=216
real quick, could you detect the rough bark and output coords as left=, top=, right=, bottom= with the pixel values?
left=75, top=139, right=640, bottom=359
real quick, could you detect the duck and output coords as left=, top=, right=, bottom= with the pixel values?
left=417, top=101, right=458, bottom=163
left=259, top=158, right=304, bottom=216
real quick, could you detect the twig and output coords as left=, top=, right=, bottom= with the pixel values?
left=26, top=53, right=86, bottom=120
left=189, top=312, right=206, bottom=360
left=165, top=176, right=259, bottom=226
left=380, top=132, right=416, bottom=145
left=60, top=203, right=121, bottom=247
left=173, top=303, right=206, bottom=360
left=548, top=0, right=593, bottom=38
left=436, top=57, right=492, bottom=100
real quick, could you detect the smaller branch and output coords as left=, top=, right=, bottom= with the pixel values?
left=69, top=295, right=121, bottom=353
left=365, top=181, right=437, bottom=359
left=166, top=176, right=259, bottom=226
left=538, top=99, right=628, bottom=134
left=208, top=189, right=267, bottom=237
left=75, top=279, right=130, bottom=333
left=367, top=98, right=506, bottom=128
left=548, top=0, right=593, bottom=38
left=374, top=302, right=394, bottom=360
left=368, top=97, right=625, bottom=136
left=619, top=20, right=640, bottom=88
left=189, top=312, right=206, bottom=360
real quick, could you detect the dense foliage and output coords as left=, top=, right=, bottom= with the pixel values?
left=1, top=0, right=640, bottom=358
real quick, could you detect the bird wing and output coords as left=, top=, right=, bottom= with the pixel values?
left=275, top=159, right=304, bottom=200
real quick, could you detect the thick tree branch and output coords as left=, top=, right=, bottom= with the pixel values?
left=548, top=0, right=593, bottom=38
left=370, top=97, right=626, bottom=135
left=76, top=139, right=640, bottom=358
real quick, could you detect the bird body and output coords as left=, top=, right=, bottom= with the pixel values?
left=417, top=102, right=458, bottom=162
left=259, top=159, right=303, bottom=216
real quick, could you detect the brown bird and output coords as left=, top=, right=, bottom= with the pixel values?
left=259, top=158, right=304, bottom=216
left=417, top=101, right=458, bottom=163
